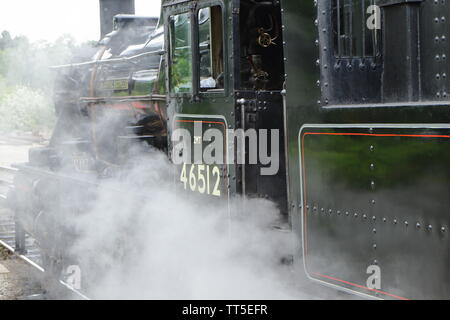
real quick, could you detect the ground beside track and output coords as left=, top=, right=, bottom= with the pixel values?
left=0, top=136, right=47, bottom=300
left=0, top=213, right=45, bottom=300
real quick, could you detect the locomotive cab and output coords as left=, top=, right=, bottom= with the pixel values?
left=165, top=0, right=288, bottom=218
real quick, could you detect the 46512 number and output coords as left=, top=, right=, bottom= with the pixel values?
left=180, top=163, right=221, bottom=197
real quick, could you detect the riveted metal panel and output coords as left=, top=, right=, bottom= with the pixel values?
left=300, top=124, right=450, bottom=299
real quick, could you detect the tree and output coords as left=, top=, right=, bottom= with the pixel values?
left=0, top=30, right=12, bottom=49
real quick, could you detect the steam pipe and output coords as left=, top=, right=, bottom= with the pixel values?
left=50, top=49, right=165, bottom=70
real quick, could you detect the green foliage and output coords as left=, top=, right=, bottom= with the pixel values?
left=0, top=86, right=54, bottom=134
left=0, top=31, right=95, bottom=134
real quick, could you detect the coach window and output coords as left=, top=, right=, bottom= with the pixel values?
left=197, top=6, right=224, bottom=91
left=332, top=0, right=381, bottom=58
left=169, top=12, right=192, bottom=93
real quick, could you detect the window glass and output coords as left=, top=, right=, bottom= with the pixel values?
left=332, top=0, right=381, bottom=58
left=170, top=12, right=192, bottom=93
left=198, top=6, right=224, bottom=91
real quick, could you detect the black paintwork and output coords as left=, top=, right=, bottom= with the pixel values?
left=282, top=0, right=450, bottom=299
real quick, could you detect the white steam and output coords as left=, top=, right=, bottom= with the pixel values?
left=68, top=147, right=304, bottom=299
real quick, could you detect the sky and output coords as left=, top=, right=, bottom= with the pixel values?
left=0, top=0, right=162, bottom=43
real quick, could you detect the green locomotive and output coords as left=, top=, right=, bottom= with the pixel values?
left=9, top=0, right=450, bottom=299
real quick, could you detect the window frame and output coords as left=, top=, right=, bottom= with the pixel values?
left=332, top=0, right=382, bottom=60
left=165, top=0, right=227, bottom=100
left=167, top=8, right=194, bottom=97
left=195, top=1, right=227, bottom=97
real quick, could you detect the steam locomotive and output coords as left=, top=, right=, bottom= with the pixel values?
left=8, top=0, right=450, bottom=299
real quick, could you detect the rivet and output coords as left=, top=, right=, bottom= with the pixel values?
left=405, top=221, right=409, bottom=227
left=373, top=228, right=376, bottom=233
left=373, top=244, right=377, bottom=249
left=334, top=62, right=341, bottom=71
left=370, top=163, right=375, bottom=170
left=416, top=222, right=421, bottom=229
left=441, top=226, right=446, bottom=233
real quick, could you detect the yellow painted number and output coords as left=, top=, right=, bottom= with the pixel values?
left=180, top=163, right=222, bottom=197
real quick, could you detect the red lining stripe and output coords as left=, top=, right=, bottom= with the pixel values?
left=301, top=130, right=450, bottom=300
left=312, top=272, right=410, bottom=300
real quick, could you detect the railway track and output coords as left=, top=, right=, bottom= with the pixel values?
left=0, top=165, right=89, bottom=300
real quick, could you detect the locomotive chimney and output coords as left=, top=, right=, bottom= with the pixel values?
left=99, top=0, right=135, bottom=38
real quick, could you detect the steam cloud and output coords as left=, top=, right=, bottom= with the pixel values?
left=68, top=146, right=306, bottom=299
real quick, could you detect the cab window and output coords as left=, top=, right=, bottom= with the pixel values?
left=198, top=6, right=224, bottom=91
left=169, top=12, right=192, bottom=93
